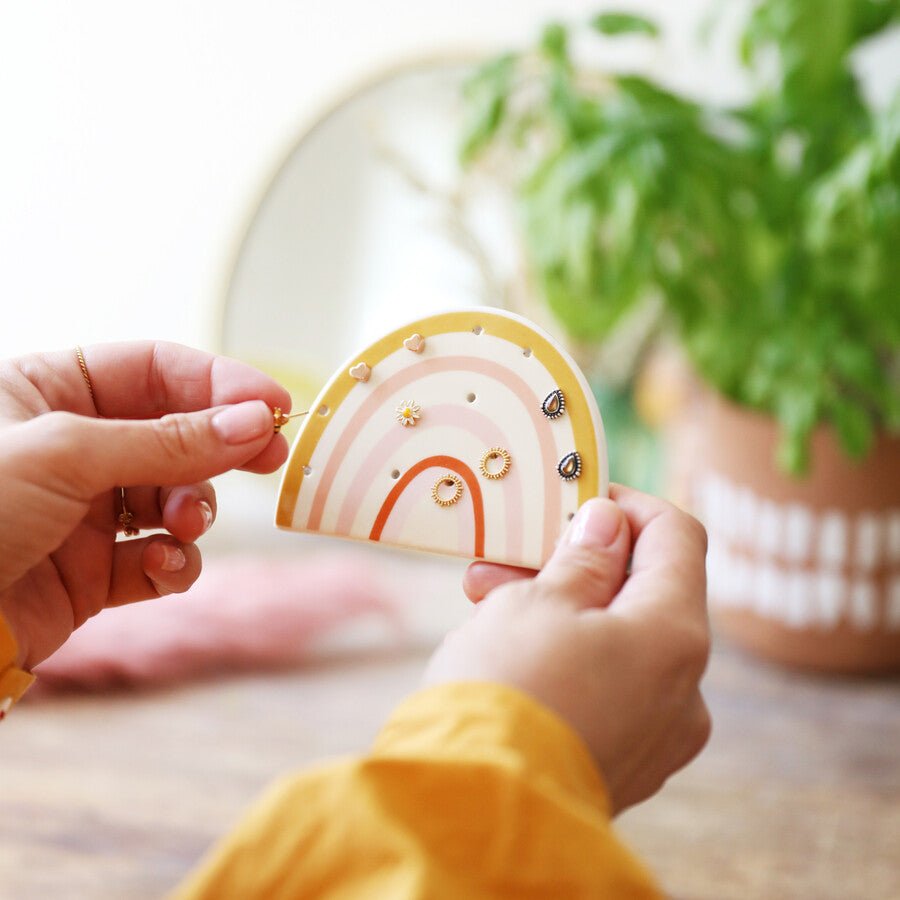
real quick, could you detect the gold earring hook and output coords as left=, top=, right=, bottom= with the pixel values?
left=273, top=408, right=309, bottom=433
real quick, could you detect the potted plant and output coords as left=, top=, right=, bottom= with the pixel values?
left=460, top=1, right=900, bottom=671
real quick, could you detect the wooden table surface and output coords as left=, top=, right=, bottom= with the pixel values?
left=1, top=616, right=898, bottom=899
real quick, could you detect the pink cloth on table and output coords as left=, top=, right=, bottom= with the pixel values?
left=31, top=555, right=401, bottom=693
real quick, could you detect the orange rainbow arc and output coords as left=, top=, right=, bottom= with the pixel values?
left=370, top=455, right=485, bottom=558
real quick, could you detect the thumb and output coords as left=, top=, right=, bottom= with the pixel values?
left=32, top=401, right=277, bottom=494
left=537, top=497, right=631, bottom=610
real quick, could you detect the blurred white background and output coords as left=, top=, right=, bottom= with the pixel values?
left=0, top=0, right=756, bottom=360
left=2, top=0, right=894, bottom=551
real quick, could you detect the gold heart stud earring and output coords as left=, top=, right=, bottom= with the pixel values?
left=403, top=334, right=426, bottom=353
left=349, top=362, right=372, bottom=382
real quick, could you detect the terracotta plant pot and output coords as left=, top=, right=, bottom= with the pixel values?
left=686, top=390, right=900, bottom=673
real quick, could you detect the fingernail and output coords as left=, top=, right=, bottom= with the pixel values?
left=197, top=500, right=213, bottom=534
left=160, top=545, right=186, bottom=572
left=211, top=401, right=271, bottom=445
left=567, top=499, right=621, bottom=548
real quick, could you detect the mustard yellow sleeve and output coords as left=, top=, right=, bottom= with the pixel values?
left=0, top=613, right=35, bottom=719
left=173, top=682, right=662, bottom=899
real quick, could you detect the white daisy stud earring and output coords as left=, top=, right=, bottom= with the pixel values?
left=479, top=447, right=512, bottom=480
left=432, top=473, right=463, bottom=507
left=396, top=400, right=421, bottom=427
left=557, top=451, right=582, bottom=481
left=542, top=389, right=566, bottom=420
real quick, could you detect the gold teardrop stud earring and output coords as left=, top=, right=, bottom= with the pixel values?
left=557, top=451, right=582, bottom=481
left=542, top=389, right=566, bottom=420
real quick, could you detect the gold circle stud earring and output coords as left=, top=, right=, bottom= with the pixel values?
left=479, top=447, right=512, bottom=480
left=431, top=473, right=464, bottom=507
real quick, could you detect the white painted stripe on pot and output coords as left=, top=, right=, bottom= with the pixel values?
left=694, top=477, right=712, bottom=528
left=706, top=539, right=731, bottom=604
left=757, top=562, right=786, bottom=620
left=714, top=542, right=740, bottom=605
left=736, top=486, right=758, bottom=546
left=700, top=474, right=718, bottom=532
left=815, top=571, right=845, bottom=627
left=818, top=511, right=848, bottom=567
left=732, top=554, right=752, bottom=607
left=757, top=499, right=783, bottom=559
left=715, top=542, right=745, bottom=607
left=698, top=476, right=720, bottom=537
left=784, top=503, right=814, bottom=563
left=854, top=513, right=882, bottom=571
left=887, top=578, right=900, bottom=631
left=712, top=474, right=734, bottom=541
left=755, top=562, right=781, bottom=621
left=849, top=579, right=877, bottom=631
left=785, top=569, right=813, bottom=628
left=887, top=512, right=900, bottom=564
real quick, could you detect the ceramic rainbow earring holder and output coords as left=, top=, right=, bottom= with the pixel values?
left=275, top=309, right=608, bottom=569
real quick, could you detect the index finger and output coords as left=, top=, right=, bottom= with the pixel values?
left=41, top=341, right=292, bottom=419
left=608, top=483, right=708, bottom=619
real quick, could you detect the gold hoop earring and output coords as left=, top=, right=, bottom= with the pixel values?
left=432, top=474, right=464, bottom=507
left=479, top=447, right=512, bottom=480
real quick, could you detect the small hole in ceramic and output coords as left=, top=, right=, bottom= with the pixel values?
left=522, top=347, right=532, bottom=357
left=303, top=466, right=313, bottom=477
left=472, top=325, right=484, bottom=335
left=567, top=512, right=575, bottom=521
left=317, top=404, right=330, bottom=416
left=391, top=469, right=401, bottom=480
left=466, top=392, right=476, bottom=403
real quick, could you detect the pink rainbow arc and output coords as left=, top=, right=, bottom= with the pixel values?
left=369, top=455, right=485, bottom=558
left=306, top=355, right=562, bottom=561
left=332, top=404, right=524, bottom=561
left=377, top=466, right=476, bottom=553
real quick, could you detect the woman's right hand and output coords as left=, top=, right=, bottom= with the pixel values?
left=0, top=341, right=291, bottom=670
left=424, top=485, right=712, bottom=814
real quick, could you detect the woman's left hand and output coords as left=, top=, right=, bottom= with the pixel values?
left=0, top=341, right=291, bottom=669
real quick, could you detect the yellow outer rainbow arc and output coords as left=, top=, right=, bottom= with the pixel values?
left=276, top=309, right=602, bottom=528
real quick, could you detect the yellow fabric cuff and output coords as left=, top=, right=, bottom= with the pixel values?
left=0, top=613, right=35, bottom=718
left=373, top=681, right=611, bottom=815
left=173, top=679, right=662, bottom=899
